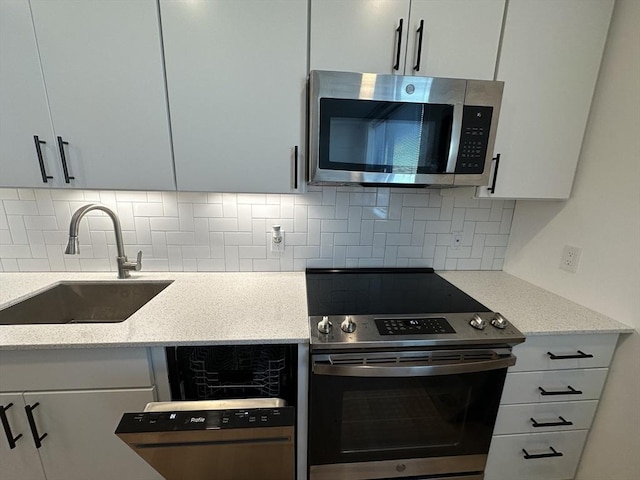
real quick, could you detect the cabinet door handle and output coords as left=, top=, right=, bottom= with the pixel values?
left=530, top=416, right=573, bottom=428
left=0, top=403, right=23, bottom=449
left=293, top=145, right=299, bottom=190
left=547, top=350, right=594, bottom=360
left=24, top=402, right=47, bottom=448
left=413, top=19, right=425, bottom=71
left=538, top=385, right=582, bottom=396
left=393, top=18, right=404, bottom=71
left=33, top=135, right=53, bottom=183
left=57, top=136, right=75, bottom=183
left=522, top=446, right=563, bottom=459
left=487, top=153, right=500, bottom=193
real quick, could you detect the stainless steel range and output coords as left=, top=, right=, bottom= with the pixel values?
left=306, top=268, right=525, bottom=480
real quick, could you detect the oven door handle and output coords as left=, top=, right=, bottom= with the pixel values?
left=312, top=355, right=516, bottom=377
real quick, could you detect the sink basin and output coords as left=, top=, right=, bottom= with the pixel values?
left=0, top=281, right=173, bottom=325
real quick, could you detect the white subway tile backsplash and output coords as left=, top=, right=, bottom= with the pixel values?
left=7, top=216, right=28, bottom=244
left=150, top=218, right=180, bottom=231
left=1, top=258, right=19, bottom=271
left=426, top=221, right=451, bottom=234
left=193, top=203, right=223, bottom=218
left=374, top=220, right=400, bottom=233
left=194, top=216, right=213, bottom=241
left=4, top=200, right=38, bottom=216
left=0, top=187, right=514, bottom=273
left=17, top=259, right=50, bottom=271
left=0, top=230, right=12, bottom=245
left=307, top=219, right=321, bottom=246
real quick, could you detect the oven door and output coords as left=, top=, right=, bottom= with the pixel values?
left=308, top=349, right=514, bottom=480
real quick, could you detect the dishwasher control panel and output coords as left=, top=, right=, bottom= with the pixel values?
left=116, top=406, right=295, bottom=433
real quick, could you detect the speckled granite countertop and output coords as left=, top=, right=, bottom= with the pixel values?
left=0, top=270, right=632, bottom=350
left=0, top=272, right=309, bottom=349
left=440, top=271, right=633, bottom=335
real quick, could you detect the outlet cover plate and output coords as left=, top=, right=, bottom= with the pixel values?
left=560, top=245, right=582, bottom=273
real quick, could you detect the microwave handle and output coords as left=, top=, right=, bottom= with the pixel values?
left=488, top=154, right=501, bottom=193
left=312, top=355, right=516, bottom=378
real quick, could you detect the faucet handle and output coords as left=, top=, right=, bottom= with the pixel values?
left=134, top=250, right=142, bottom=271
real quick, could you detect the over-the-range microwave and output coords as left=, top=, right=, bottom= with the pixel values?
left=307, top=70, right=503, bottom=188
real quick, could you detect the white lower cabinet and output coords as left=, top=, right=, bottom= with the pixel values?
left=485, top=333, right=619, bottom=480
left=486, top=430, right=588, bottom=480
left=0, top=392, right=46, bottom=480
left=0, top=348, right=163, bottom=480
left=493, top=400, right=598, bottom=435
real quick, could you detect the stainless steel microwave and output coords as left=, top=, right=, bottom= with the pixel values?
left=308, top=70, right=503, bottom=187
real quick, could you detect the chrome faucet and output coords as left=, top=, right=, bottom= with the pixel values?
left=65, top=203, right=142, bottom=279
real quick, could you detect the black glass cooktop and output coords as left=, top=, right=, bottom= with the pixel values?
left=305, top=268, right=490, bottom=316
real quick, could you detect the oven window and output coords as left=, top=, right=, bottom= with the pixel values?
left=308, top=368, right=506, bottom=465
left=341, top=385, right=470, bottom=454
left=318, top=98, right=453, bottom=175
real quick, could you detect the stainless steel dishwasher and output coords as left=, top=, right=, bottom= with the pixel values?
left=116, top=399, right=295, bottom=480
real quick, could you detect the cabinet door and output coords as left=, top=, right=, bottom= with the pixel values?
left=29, top=0, right=175, bottom=191
left=162, top=0, right=307, bottom=193
left=477, top=0, right=614, bottom=199
left=23, top=387, right=162, bottom=480
left=485, top=430, right=588, bottom=480
left=310, top=0, right=411, bottom=74
left=0, top=0, right=60, bottom=188
left=0, top=393, right=46, bottom=480
left=406, top=0, right=504, bottom=79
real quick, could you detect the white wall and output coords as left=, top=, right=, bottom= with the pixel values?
left=503, top=0, right=640, bottom=478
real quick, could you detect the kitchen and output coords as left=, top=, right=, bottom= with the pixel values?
left=0, top=0, right=638, bottom=480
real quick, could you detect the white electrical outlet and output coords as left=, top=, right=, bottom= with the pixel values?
left=270, top=225, right=284, bottom=253
left=451, top=233, right=462, bottom=249
left=560, top=245, right=582, bottom=273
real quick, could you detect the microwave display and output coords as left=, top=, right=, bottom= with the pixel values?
left=319, top=99, right=454, bottom=175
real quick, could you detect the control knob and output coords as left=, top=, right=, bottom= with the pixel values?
left=469, top=313, right=486, bottom=330
left=341, top=315, right=357, bottom=333
left=317, top=316, right=332, bottom=334
left=491, top=312, right=508, bottom=329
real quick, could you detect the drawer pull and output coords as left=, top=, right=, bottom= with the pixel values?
left=538, top=385, right=582, bottom=396
left=530, top=416, right=573, bottom=428
left=1, top=403, right=23, bottom=449
left=522, top=446, right=564, bottom=460
left=25, top=402, right=48, bottom=448
left=547, top=350, right=594, bottom=360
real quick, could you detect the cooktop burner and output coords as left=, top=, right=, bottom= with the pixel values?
left=306, top=267, right=490, bottom=316
left=305, top=268, right=525, bottom=350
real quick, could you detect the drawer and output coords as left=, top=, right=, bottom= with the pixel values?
left=485, top=430, right=587, bottom=480
left=511, top=334, right=618, bottom=372
left=493, top=400, right=598, bottom=435
left=501, top=368, right=608, bottom=404
left=0, top=348, right=153, bottom=391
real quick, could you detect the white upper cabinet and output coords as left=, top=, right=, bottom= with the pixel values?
left=0, top=0, right=175, bottom=191
left=161, top=0, right=307, bottom=193
left=0, top=0, right=59, bottom=188
left=310, top=0, right=505, bottom=80
left=310, top=0, right=411, bottom=75
left=477, top=0, right=614, bottom=199
left=405, top=0, right=504, bottom=80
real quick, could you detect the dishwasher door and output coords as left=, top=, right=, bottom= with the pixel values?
left=115, top=400, right=295, bottom=480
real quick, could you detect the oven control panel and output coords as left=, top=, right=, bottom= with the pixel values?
left=375, top=317, right=456, bottom=336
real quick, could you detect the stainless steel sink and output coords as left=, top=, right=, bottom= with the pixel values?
left=0, top=281, right=173, bottom=325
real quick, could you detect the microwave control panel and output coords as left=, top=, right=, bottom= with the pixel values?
left=455, top=106, right=493, bottom=173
